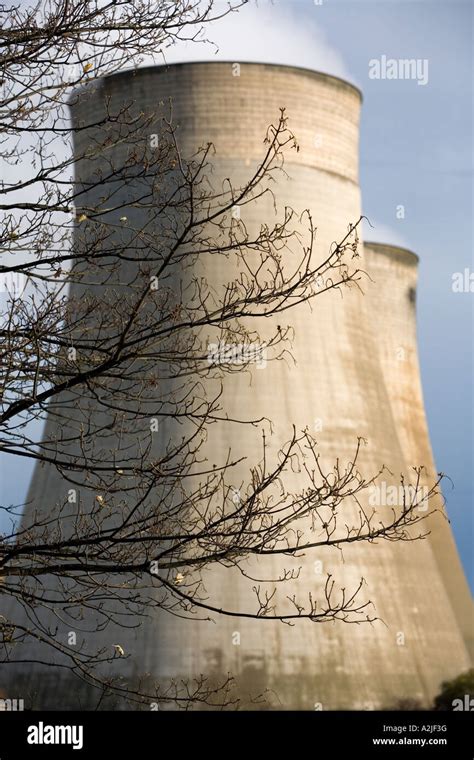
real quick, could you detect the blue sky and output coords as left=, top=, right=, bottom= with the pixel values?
left=1, top=0, right=472, bottom=590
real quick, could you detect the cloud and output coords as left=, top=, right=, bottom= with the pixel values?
left=156, top=0, right=352, bottom=82
left=363, top=218, right=411, bottom=249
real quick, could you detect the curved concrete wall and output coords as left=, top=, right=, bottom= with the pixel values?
left=3, top=63, right=471, bottom=709
left=365, top=241, right=473, bottom=662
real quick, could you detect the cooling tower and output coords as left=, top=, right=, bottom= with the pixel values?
left=364, top=242, right=474, bottom=661
left=3, top=63, right=471, bottom=710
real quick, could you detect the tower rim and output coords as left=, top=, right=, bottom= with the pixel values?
left=69, top=60, right=363, bottom=104
left=365, top=241, right=419, bottom=265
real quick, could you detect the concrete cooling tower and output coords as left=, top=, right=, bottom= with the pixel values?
left=2, top=62, right=472, bottom=710
left=364, top=242, right=474, bottom=660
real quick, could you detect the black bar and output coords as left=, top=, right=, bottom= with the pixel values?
left=0, top=710, right=473, bottom=757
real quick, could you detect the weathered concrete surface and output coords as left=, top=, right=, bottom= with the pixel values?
left=365, top=242, right=474, bottom=662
